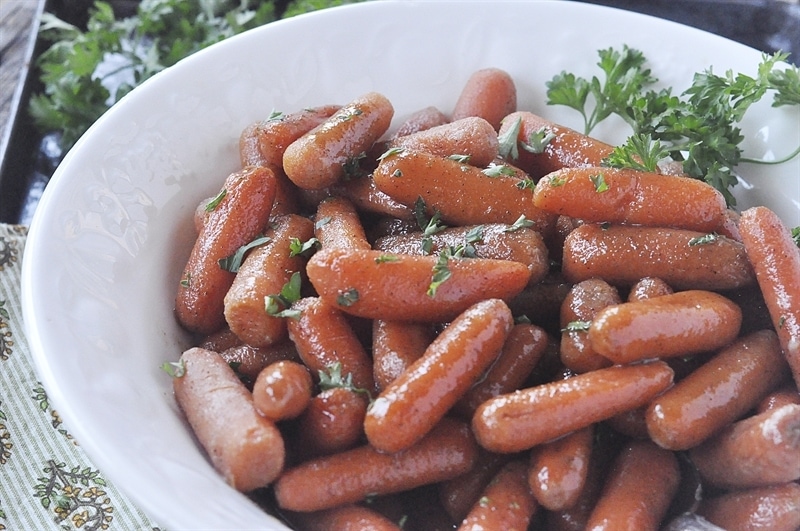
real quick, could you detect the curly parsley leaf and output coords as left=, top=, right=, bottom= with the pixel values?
left=546, top=45, right=655, bottom=135
left=547, top=47, right=800, bottom=205
left=265, top=271, right=303, bottom=319
left=30, top=0, right=367, bottom=154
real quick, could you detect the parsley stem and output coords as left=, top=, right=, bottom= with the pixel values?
left=741, top=144, right=800, bottom=166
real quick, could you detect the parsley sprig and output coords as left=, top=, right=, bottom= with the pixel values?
left=30, top=0, right=367, bottom=154
left=546, top=47, right=800, bottom=205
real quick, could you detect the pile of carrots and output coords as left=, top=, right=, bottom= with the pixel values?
left=169, top=68, right=800, bottom=530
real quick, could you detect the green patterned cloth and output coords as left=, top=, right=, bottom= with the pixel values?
left=0, top=224, right=161, bottom=531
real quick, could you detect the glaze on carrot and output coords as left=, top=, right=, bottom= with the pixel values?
left=739, top=206, right=800, bottom=388
left=171, top=347, right=285, bottom=492
left=175, top=166, right=277, bottom=335
left=306, top=247, right=531, bottom=323
left=364, top=299, right=512, bottom=453
left=472, top=361, right=674, bottom=453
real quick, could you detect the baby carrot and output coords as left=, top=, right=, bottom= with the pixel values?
left=646, top=329, right=789, bottom=450
left=739, top=206, right=800, bottom=387
left=388, top=116, right=500, bottom=168
left=697, top=482, right=800, bottom=531
left=372, top=319, right=433, bottom=391
left=175, top=165, right=277, bottom=335
left=438, top=450, right=511, bottom=522
left=472, top=361, right=674, bottom=453
left=314, top=196, right=371, bottom=250
left=239, top=105, right=340, bottom=168
left=587, top=290, right=742, bottom=364
left=171, top=347, right=285, bottom=492
left=223, top=213, right=314, bottom=348
left=274, top=418, right=478, bottom=512
left=559, top=278, right=620, bottom=373
left=454, top=322, right=549, bottom=417
left=287, top=505, right=403, bottom=531
left=391, top=105, right=449, bottom=138
left=251, top=360, right=313, bottom=421
left=286, top=296, right=375, bottom=392
left=457, top=460, right=538, bottom=531
left=364, top=299, right=512, bottom=453
left=375, top=223, right=550, bottom=286
left=283, top=92, right=393, bottom=189
left=497, top=111, right=614, bottom=180
left=295, top=387, right=368, bottom=458
left=533, top=166, right=728, bottom=233
left=451, top=67, right=517, bottom=131
left=373, top=149, right=557, bottom=237
left=584, top=440, right=680, bottom=531
left=528, top=425, right=594, bottom=511
left=305, top=247, right=531, bottom=323
left=689, top=403, right=800, bottom=489
left=561, top=224, right=754, bottom=291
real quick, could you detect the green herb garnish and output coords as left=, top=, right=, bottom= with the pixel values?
left=561, top=320, right=592, bottom=332
left=547, top=46, right=800, bottom=205
left=336, top=288, right=359, bottom=307
left=265, top=271, right=302, bottom=319
left=218, top=235, right=271, bottom=272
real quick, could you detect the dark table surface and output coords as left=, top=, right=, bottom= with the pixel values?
left=2, top=0, right=799, bottom=224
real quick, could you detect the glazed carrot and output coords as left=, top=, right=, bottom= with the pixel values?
left=457, top=460, right=538, bottom=531
left=331, top=175, right=416, bottom=221
left=562, top=224, right=754, bottom=291
left=287, top=505, right=403, bottom=531
left=387, top=117, right=500, bottom=168
left=315, top=196, right=371, bottom=250
left=689, top=403, right=800, bottom=488
left=251, top=360, right=313, bottom=421
left=543, top=448, right=607, bottom=531
left=373, top=149, right=557, bottom=237
left=646, top=329, right=789, bottom=450
left=533, top=166, right=728, bottom=233
left=507, top=277, right=573, bottom=332
left=372, top=319, right=433, bottom=391
left=472, top=361, right=674, bottom=453
left=283, top=92, right=394, bottom=189
left=584, top=440, right=680, bottom=531
left=739, top=206, right=800, bottom=387
left=451, top=67, right=517, bottom=131
left=627, top=277, right=674, bottom=301
left=392, top=105, right=449, bottom=138
left=295, top=387, right=368, bottom=458
left=274, top=418, right=478, bottom=512
left=757, top=384, right=800, bottom=413
left=454, top=323, right=549, bottom=417
left=198, top=327, right=243, bottom=352
left=605, top=407, right=650, bottom=440
left=223, top=213, right=314, bottom=347
left=497, top=111, right=614, bottom=180
left=219, top=340, right=300, bottom=386
left=364, top=299, right=512, bottom=453
left=286, top=297, right=375, bottom=391
left=375, top=223, right=550, bottom=286
left=528, top=426, right=594, bottom=511
left=239, top=105, right=340, bottom=168
left=175, top=166, right=277, bottom=335
left=588, top=290, right=742, bottom=364
left=305, top=247, right=531, bottom=323
left=559, top=278, right=620, bottom=373
left=438, top=450, right=511, bottom=522
left=171, top=347, right=285, bottom=492
left=697, top=482, right=800, bottom=531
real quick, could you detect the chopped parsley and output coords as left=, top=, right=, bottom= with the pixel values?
left=218, top=235, right=271, bottom=272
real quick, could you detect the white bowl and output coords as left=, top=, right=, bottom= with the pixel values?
left=21, top=1, right=800, bottom=529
